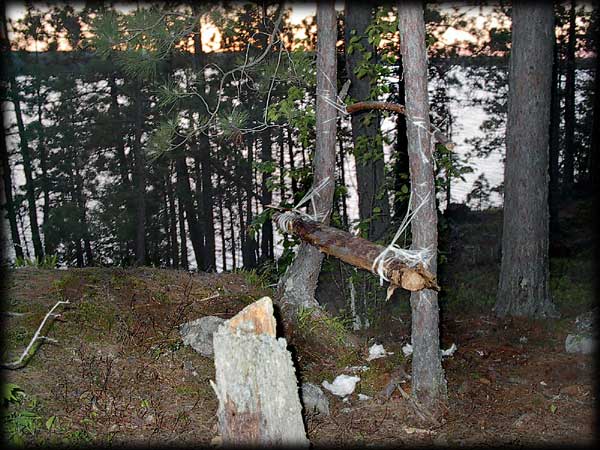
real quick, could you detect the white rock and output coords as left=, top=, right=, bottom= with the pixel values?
left=322, top=375, right=360, bottom=397
left=402, top=343, right=413, bottom=357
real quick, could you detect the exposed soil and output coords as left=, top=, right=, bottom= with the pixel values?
left=1, top=196, right=596, bottom=446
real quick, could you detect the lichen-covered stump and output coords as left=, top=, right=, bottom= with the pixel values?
left=211, top=297, right=309, bottom=447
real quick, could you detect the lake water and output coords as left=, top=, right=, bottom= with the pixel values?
left=3, top=65, right=510, bottom=269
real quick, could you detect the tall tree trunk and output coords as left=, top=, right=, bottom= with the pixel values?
left=287, top=127, right=299, bottom=201
left=228, top=201, right=237, bottom=270
left=1, top=15, right=43, bottom=259
left=278, top=128, right=286, bottom=205
left=175, top=151, right=204, bottom=270
left=260, top=129, right=274, bottom=262
left=178, top=197, right=189, bottom=270
left=495, top=2, right=558, bottom=318
left=588, top=7, right=600, bottom=190
left=243, top=136, right=258, bottom=268
left=10, top=79, right=44, bottom=260
left=217, top=177, right=227, bottom=272
left=192, top=18, right=216, bottom=271
left=345, top=1, right=390, bottom=240
left=278, top=0, right=337, bottom=309
left=35, top=78, right=52, bottom=256
left=166, top=163, right=179, bottom=268
left=394, top=55, right=410, bottom=220
left=563, top=0, right=577, bottom=188
left=337, top=136, right=349, bottom=228
left=0, top=124, right=24, bottom=259
left=398, top=1, right=447, bottom=413
left=132, top=86, right=146, bottom=265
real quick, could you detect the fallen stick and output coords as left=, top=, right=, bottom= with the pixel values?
left=1, top=300, right=70, bottom=370
left=273, top=211, right=439, bottom=293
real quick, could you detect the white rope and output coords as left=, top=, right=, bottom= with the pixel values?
left=275, top=176, right=333, bottom=233
left=371, top=189, right=434, bottom=286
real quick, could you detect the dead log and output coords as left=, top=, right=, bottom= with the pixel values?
left=211, top=297, right=309, bottom=447
left=273, top=211, right=439, bottom=292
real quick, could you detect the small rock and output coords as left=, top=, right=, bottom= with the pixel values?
left=180, top=316, right=226, bottom=357
left=565, top=333, right=596, bottom=355
left=301, top=382, right=330, bottom=416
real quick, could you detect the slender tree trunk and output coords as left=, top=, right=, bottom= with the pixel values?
left=218, top=180, right=227, bottom=272
left=588, top=8, right=600, bottom=190
left=394, top=55, right=410, bottom=220
left=178, top=197, right=189, bottom=271
left=243, top=136, right=258, bottom=268
left=132, top=85, right=146, bottom=265
left=278, top=128, right=286, bottom=205
left=345, top=1, right=390, bottom=240
left=228, top=201, right=237, bottom=270
left=166, top=163, right=179, bottom=268
left=0, top=126, right=24, bottom=259
left=337, top=136, right=349, bottom=228
left=549, top=18, right=561, bottom=237
left=35, top=78, right=52, bottom=256
left=10, top=79, right=44, bottom=260
left=260, top=129, right=274, bottom=262
left=563, top=0, right=577, bottom=188
left=495, top=2, right=558, bottom=318
left=287, top=127, right=299, bottom=201
left=175, top=151, right=204, bottom=270
left=398, top=1, right=447, bottom=413
left=278, top=0, right=337, bottom=309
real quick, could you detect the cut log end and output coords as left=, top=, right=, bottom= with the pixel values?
left=227, top=296, right=277, bottom=337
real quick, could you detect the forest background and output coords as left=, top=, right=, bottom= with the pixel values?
left=1, top=1, right=597, bottom=275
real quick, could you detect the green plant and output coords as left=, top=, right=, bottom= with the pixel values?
left=14, top=254, right=58, bottom=269
left=2, top=384, right=43, bottom=445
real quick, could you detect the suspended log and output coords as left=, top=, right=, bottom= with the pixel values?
left=211, top=297, right=309, bottom=447
left=273, top=211, right=439, bottom=292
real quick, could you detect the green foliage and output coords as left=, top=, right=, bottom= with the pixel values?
left=1, top=384, right=44, bottom=445
left=14, top=254, right=58, bottom=269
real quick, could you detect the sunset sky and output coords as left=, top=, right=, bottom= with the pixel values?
left=5, top=2, right=499, bottom=54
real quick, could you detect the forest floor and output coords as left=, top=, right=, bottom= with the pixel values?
left=1, top=193, right=596, bottom=447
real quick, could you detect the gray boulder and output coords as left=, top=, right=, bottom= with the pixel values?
left=565, top=309, right=597, bottom=355
left=301, top=382, right=330, bottom=416
left=565, top=333, right=596, bottom=355
left=180, top=316, right=226, bottom=357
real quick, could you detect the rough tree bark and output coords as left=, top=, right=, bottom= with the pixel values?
left=344, top=1, right=390, bottom=241
left=495, top=2, right=559, bottom=318
left=277, top=0, right=337, bottom=309
left=398, top=1, right=447, bottom=413
left=211, top=297, right=308, bottom=447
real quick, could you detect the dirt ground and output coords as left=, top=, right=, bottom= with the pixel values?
left=1, top=196, right=597, bottom=447
left=1, top=264, right=595, bottom=447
